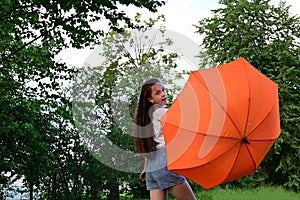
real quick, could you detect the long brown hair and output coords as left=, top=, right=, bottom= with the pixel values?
left=134, top=78, right=161, bottom=154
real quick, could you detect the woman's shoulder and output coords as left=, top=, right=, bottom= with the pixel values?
left=153, top=106, right=167, bottom=119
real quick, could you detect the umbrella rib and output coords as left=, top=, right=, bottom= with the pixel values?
left=241, top=60, right=252, bottom=138
left=187, top=142, right=239, bottom=173
left=244, top=69, right=251, bottom=137
left=242, top=60, right=279, bottom=139
left=246, top=103, right=277, bottom=138
left=163, top=122, right=238, bottom=140
left=192, top=71, right=242, bottom=136
left=223, top=143, right=241, bottom=183
left=250, top=138, right=276, bottom=142
left=245, top=143, right=258, bottom=169
left=224, top=143, right=257, bottom=184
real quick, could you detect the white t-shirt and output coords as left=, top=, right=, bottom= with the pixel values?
left=152, top=107, right=167, bottom=149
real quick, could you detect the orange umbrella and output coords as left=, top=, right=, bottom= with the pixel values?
left=160, top=57, right=280, bottom=189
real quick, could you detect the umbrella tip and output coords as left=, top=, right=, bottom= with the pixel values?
left=242, top=137, right=250, bottom=144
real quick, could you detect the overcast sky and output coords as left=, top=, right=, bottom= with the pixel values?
left=56, top=0, right=299, bottom=67
left=160, top=0, right=299, bottom=42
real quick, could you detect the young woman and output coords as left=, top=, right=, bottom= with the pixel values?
left=134, top=78, right=196, bottom=200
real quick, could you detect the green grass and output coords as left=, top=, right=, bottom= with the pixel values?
left=137, top=186, right=299, bottom=200
left=193, top=187, right=300, bottom=200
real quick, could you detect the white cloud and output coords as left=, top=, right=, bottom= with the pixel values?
left=156, top=0, right=220, bottom=44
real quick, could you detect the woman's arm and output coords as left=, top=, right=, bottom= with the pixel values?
left=139, top=157, right=148, bottom=181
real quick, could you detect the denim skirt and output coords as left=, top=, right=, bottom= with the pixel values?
left=146, top=147, right=185, bottom=190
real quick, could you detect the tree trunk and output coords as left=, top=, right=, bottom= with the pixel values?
left=260, top=162, right=266, bottom=186
left=29, top=181, right=33, bottom=200
left=107, top=173, right=119, bottom=200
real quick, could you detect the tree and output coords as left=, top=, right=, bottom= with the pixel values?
left=1, top=0, right=166, bottom=198
left=0, top=41, right=76, bottom=198
left=195, top=0, right=300, bottom=191
left=0, top=0, right=165, bottom=62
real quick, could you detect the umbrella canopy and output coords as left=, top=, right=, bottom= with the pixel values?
left=160, top=57, right=280, bottom=189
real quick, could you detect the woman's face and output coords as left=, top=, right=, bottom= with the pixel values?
left=148, top=83, right=167, bottom=106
